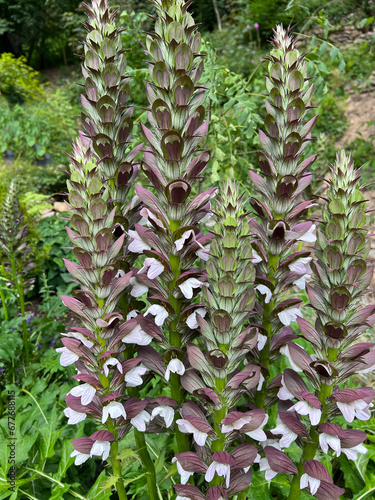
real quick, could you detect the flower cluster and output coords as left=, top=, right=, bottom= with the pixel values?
left=173, top=181, right=265, bottom=497
left=125, top=0, right=214, bottom=451
left=0, top=181, right=35, bottom=293
left=277, top=151, right=375, bottom=500
left=247, top=25, right=318, bottom=409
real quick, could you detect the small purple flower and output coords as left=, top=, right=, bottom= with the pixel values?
left=50, top=339, right=56, bottom=345
left=18, top=312, right=22, bottom=317
left=0, top=368, right=5, bottom=373
left=246, top=24, right=250, bottom=30
left=38, top=343, right=43, bottom=349
left=254, top=23, right=259, bottom=29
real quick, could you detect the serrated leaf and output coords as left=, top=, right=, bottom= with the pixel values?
left=86, top=471, right=112, bottom=500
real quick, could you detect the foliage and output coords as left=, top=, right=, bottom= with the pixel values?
left=0, top=53, right=45, bottom=104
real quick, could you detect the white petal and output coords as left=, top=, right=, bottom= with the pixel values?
left=251, top=249, right=262, bottom=264
left=298, top=224, right=316, bottom=242
left=255, top=285, right=272, bottom=303
left=131, top=410, right=151, bottom=431
left=175, top=230, right=194, bottom=251
left=186, top=308, right=206, bottom=329
left=265, top=469, right=277, bottom=481
left=71, top=450, right=91, bottom=465
left=245, top=428, right=267, bottom=442
left=151, top=406, right=174, bottom=428
left=64, top=408, right=87, bottom=425
left=337, top=402, right=355, bottom=423
left=193, top=430, right=208, bottom=446
left=130, top=277, right=148, bottom=297
left=300, top=473, right=309, bottom=490
left=128, top=230, right=151, bottom=253
left=205, top=462, right=217, bottom=483
left=56, top=347, right=79, bottom=366
left=309, top=407, right=322, bottom=426
left=257, top=334, right=268, bottom=351
left=125, top=365, right=148, bottom=387
left=165, top=359, right=185, bottom=381
left=178, top=278, right=203, bottom=299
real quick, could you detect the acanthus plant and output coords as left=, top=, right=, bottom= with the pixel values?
left=0, top=181, right=35, bottom=365
left=57, top=1, right=157, bottom=499
left=282, top=151, right=375, bottom=500
left=56, top=0, right=375, bottom=498
left=126, top=0, right=214, bottom=456
left=246, top=25, right=319, bottom=411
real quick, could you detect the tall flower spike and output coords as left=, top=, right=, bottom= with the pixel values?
left=58, top=2, right=148, bottom=498
left=282, top=151, right=375, bottom=500
left=0, top=181, right=35, bottom=364
left=247, top=25, right=318, bottom=409
left=81, top=0, right=139, bottom=212
left=128, top=0, right=214, bottom=453
left=174, top=181, right=276, bottom=497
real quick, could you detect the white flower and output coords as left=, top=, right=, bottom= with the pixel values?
left=175, top=230, right=195, bottom=251
left=196, top=242, right=210, bottom=261
left=277, top=307, right=303, bottom=326
left=129, top=276, right=148, bottom=297
left=300, top=473, right=320, bottom=495
left=277, top=375, right=295, bottom=401
left=257, top=333, right=268, bottom=351
left=128, top=230, right=151, bottom=253
left=131, top=410, right=151, bottom=431
left=56, top=347, right=79, bottom=366
left=70, top=449, right=91, bottom=465
left=115, top=269, right=126, bottom=278
left=222, top=415, right=252, bottom=433
left=68, top=383, right=96, bottom=405
left=64, top=408, right=87, bottom=425
left=103, top=357, right=123, bottom=377
left=259, top=458, right=277, bottom=481
left=176, top=419, right=208, bottom=446
left=251, top=249, right=262, bottom=264
left=319, top=433, right=341, bottom=456
left=186, top=307, right=207, bottom=329
left=172, top=457, right=194, bottom=484
left=61, top=332, right=94, bottom=348
left=151, top=405, right=175, bottom=428
left=178, top=277, right=204, bottom=299
left=288, top=257, right=312, bottom=274
left=165, top=358, right=185, bottom=381
left=91, top=440, right=111, bottom=461
left=293, top=274, right=311, bottom=290
left=280, top=344, right=303, bottom=372
left=244, top=414, right=268, bottom=442
left=337, top=400, right=372, bottom=423
left=125, top=364, right=148, bottom=387
left=138, top=257, right=164, bottom=279
left=288, top=401, right=322, bottom=426
left=101, top=401, right=127, bottom=424
left=144, top=304, right=169, bottom=326
left=126, top=309, right=138, bottom=320
left=205, top=461, right=231, bottom=488
left=122, top=324, right=153, bottom=346
left=297, top=224, right=316, bottom=243
left=271, top=417, right=298, bottom=448
left=342, top=443, right=367, bottom=460
left=139, top=207, right=164, bottom=229
left=255, top=285, right=272, bottom=303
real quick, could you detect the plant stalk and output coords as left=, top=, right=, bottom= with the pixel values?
left=107, top=421, right=128, bottom=500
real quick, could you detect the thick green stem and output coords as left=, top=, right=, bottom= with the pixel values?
left=167, top=220, right=190, bottom=453
left=107, top=421, right=128, bottom=500
left=210, top=376, right=226, bottom=486
left=287, top=348, right=338, bottom=500
left=254, top=253, right=279, bottom=409
left=128, top=382, right=158, bottom=500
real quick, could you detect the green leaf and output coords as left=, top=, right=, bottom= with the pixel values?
left=330, top=45, right=339, bottom=59
left=54, top=439, right=74, bottom=482
left=86, top=471, right=112, bottom=500
left=319, top=41, right=328, bottom=56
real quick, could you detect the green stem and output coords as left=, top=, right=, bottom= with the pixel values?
left=10, top=256, right=29, bottom=365
left=128, top=383, right=158, bottom=500
left=0, top=289, right=8, bottom=320
left=210, top=376, right=226, bottom=486
left=254, top=253, right=279, bottom=409
left=168, top=220, right=190, bottom=453
left=107, top=421, right=128, bottom=500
